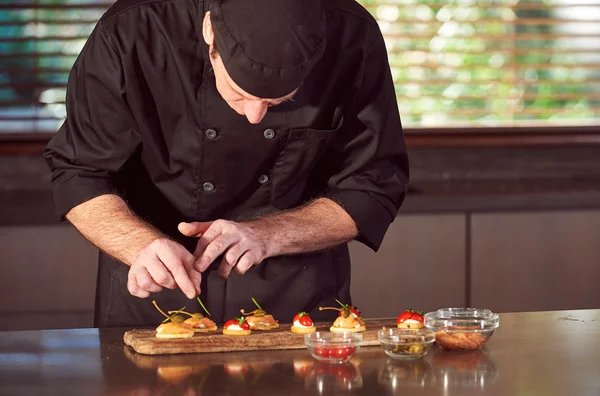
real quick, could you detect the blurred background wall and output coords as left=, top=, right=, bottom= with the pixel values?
left=1, top=0, right=599, bottom=331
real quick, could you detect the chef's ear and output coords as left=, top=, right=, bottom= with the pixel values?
left=202, top=11, right=214, bottom=47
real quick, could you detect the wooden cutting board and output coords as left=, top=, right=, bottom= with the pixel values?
left=124, top=318, right=394, bottom=355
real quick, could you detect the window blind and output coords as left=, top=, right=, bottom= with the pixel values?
left=362, top=0, right=600, bottom=127
left=0, top=1, right=110, bottom=134
left=0, top=0, right=598, bottom=133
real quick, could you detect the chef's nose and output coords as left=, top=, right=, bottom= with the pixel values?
left=244, top=100, right=268, bottom=124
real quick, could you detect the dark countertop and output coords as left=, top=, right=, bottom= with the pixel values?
left=1, top=310, right=599, bottom=396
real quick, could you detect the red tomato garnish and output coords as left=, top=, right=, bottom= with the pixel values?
left=396, top=309, right=424, bottom=324
left=224, top=317, right=250, bottom=330
left=239, top=321, right=250, bottom=330
left=293, top=312, right=313, bottom=327
left=336, top=306, right=361, bottom=317
left=349, top=306, right=361, bottom=316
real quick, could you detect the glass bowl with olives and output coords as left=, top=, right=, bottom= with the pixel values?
left=378, top=328, right=436, bottom=359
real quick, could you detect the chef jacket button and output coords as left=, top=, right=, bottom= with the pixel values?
left=205, top=128, right=217, bottom=139
left=258, top=174, right=270, bottom=184
left=203, top=182, right=215, bottom=192
left=263, top=129, right=276, bottom=139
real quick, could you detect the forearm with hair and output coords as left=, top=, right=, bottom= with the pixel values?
left=66, top=194, right=165, bottom=266
left=251, top=198, right=359, bottom=257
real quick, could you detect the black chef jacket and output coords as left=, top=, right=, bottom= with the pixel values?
left=44, top=0, right=409, bottom=327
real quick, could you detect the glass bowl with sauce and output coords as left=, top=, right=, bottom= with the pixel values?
left=424, top=308, right=499, bottom=351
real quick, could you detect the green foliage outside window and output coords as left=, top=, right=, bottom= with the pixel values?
left=360, top=0, right=599, bottom=126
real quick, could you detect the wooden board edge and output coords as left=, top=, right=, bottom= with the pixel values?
left=124, top=334, right=382, bottom=356
left=131, top=341, right=381, bottom=356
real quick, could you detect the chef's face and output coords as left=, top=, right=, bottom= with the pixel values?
left=202, top=12, right=297, bottom=125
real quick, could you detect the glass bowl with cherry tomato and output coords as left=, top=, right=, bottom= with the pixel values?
left=304, top=332, right=363, bottom=364
left=378, top=328, right=436, bottom=359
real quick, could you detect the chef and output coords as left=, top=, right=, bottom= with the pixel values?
left=44, top=0, right=409, bottom=327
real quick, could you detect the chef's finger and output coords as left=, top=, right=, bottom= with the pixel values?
left=220, top=243, right=247, bottom=276
left=177, top=248, right=202, bottom=296
left=193, top=220, right=229, bottom=258
left=156, top=242, right=197, bottom=299
left=195, top=233, right=238, bottom=273
left=178, top=221, right=212, bottom=237
left=127, top=270, right=150, bottom=298
left=144, top=258, right=176, bottom=289
left=135, top=267, right=163, bottom=293
left=224, top=243, right=248, bottom=276
left=188, top=269, right=202, bottom=296
left=233, top=251, right=255, bottom=275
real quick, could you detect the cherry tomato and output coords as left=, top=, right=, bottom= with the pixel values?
left=293, top=312, right=313, bottom=327
left=314, top=346, right=355, bottom=359
left=315, top=347, right=330, bottom=357
left=224, top=317, right=250, bottom=330
left=332, top=346, right=356, bottom=359
left=397, top=309, right=424, bottom=324
left=224, top=320, right=236, bottom=328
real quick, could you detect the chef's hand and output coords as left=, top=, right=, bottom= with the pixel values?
left=128, top=238, right=201, bottom=299
left=178, top=220, right=270, bottom=279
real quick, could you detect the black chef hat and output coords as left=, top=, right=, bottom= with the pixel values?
left=210, top=0, right=325, bottom=99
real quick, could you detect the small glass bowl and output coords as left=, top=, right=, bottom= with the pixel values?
left=378, top=328, right=436, bottom=359
left=304, top=332, right=363, bottom=364
left=424, top=308, right=499, bottom=351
